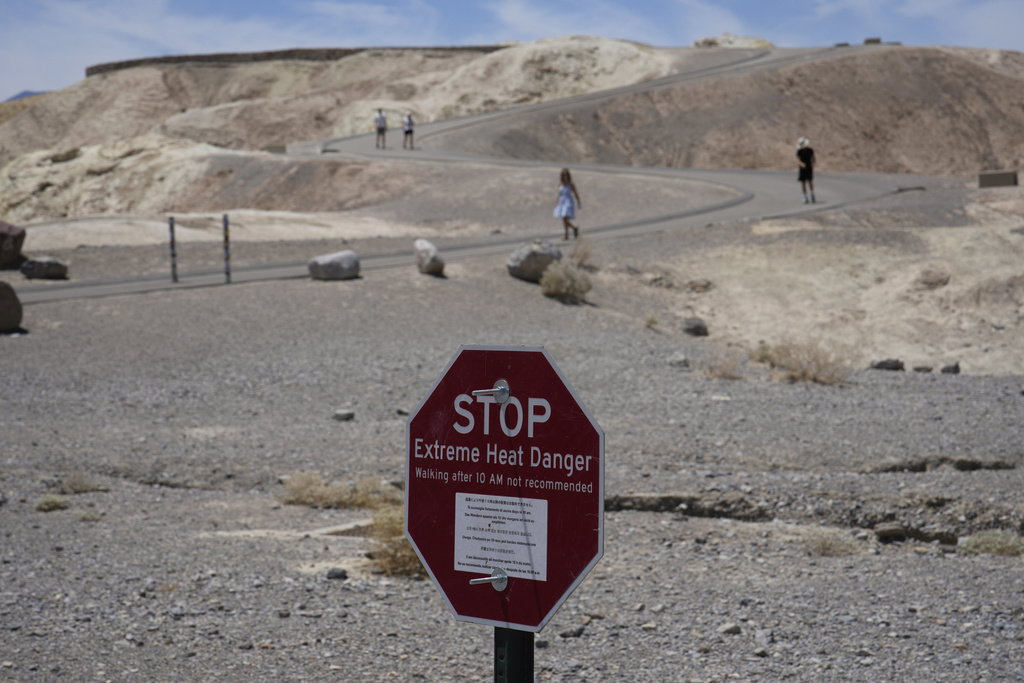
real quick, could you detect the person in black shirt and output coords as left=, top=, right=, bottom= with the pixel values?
left=402, top=111, right=415, bottom=149
left=797, top=137, right=816, bottom=203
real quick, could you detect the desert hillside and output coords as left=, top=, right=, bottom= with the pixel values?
left=4, top=39, right=1024, bottom=226
left=2, top=39, right=1023, bottom=183
left=0, top=134, right=435, bottom=225
left=443, top=46, right=1024, bottom=177
left=0, top=36, right=676, bottom=169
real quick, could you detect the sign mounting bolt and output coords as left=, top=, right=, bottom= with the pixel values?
left=469, top=568, right=508, bottom=592
left=472, top=379, right=510, bottom=404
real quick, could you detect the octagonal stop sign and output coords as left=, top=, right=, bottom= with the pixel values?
left=405, top=345, right=604, bottom=632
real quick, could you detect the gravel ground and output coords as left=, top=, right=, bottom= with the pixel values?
left=3, top=182, right=1024, bottom=681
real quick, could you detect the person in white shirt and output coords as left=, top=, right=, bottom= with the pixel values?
left=374, top=109, right=387, bottom=149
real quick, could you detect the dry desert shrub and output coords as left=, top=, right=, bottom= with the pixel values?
left=60, top=471, right=105, bottom=494
left=750, top=340, right=855, bottom=385
left=282, top=471, right=402, bottom=510
left=705, top=349, right=744, bottom=380
left=802, top=528, right=864, bottom=557
left=568, top=238, right=594, bottom=270
left=370, top=505, right=424, bottom=576
left=748, top=340, right=775, bottom=365
left=78, top=508, right=102, bottom=523
left=958, top=529, right=1024, bottom=556
left=35, top=494, right=68, bottom=512
left=540, top=260, right=592, bottom=303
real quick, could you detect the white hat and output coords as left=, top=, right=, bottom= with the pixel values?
left=797, top=137, right=809, bottom=149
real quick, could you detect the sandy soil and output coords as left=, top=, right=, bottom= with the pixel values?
left=661, top=186, right=1024, bottom=375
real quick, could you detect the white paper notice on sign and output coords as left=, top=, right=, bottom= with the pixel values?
left=454, top=493, right=548, bottom=581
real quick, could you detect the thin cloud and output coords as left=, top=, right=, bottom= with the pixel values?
left=480, top=0, right=748, bottom=46
left=302, top=0, right=444, bottom=44
left=896, top=0, right=1024, bottom=50
left=0, top=0, right=444, bottom=99
left=808, top=0, right=1024, bottom=49
left=671, top=0, right=748, bottom=41
left=481, top=0, right=672, bottom=44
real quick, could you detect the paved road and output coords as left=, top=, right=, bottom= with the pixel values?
left=17, top=46, right=896, bottom=305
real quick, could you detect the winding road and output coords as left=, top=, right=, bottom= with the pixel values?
left=17, top=46, right=897, bottom=305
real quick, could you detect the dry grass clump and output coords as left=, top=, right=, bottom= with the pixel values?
left=540, top=260, right=592, bottom=303
left=60, top=471, right=105, bottom=494
left=958, top=529, right=1024, bottom=556
left=35, top=494, right=69, bottom=512
left=705, top=349, right=744, bottom=380
left=749, top=339, right=855, bottom=385
left=568, top=238, right=594, bottom=269
left=370, top=505, right=424, bottom=576
left=282, top=471, right=402, bottom=510
left=78, top=508, right=102, bottom=523
left=802, top=528, right=864, bottom=557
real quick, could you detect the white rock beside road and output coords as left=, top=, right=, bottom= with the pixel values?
left=414, top=238, right=444, bottom=275
left=506, top=240, right=562, bottom=283
left=309, top=250, right=360, bottom=280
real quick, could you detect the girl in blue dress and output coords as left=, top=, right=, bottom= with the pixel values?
left=554, top=168, right=582, bottom=240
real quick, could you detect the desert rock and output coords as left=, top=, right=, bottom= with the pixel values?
left=871, top=358, right=905, bottom=371
left=506, top=240, right=562, bottom=282
left=0, top=220, right=25, bottom=268
left=309, top=250, right=360, bottom=280
left=0, top=281, right=22, bottom=331
left=19, top=256, right=67, bottom=280
left=414, top=238, right=444, bottom=275
left=683, top=317, right=708, bottom=336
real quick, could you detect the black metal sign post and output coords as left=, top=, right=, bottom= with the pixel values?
left=494, top=628, right=533, bottom=683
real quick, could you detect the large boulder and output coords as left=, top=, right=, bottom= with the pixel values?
left=507, top=240, right=562, bottom=283
left=309, top=250, right=360, bottom=280
left=0, top=281, right=23, bottom=332
left=20, top=256, right=68, bottom=280
left=414, top=238, right=444, bottom=275
left=0, top=221, right=26, bottom=269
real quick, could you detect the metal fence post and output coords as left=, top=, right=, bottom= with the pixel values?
left=168, top=216, right=178, bottom=283
left=223, top=214, right=231, bottom=284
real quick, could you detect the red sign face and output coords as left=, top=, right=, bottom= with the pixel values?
left=405, top=345, right=604, bottom=632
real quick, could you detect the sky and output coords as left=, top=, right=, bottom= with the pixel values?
left=3, top=0, right=1024, bottom=102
